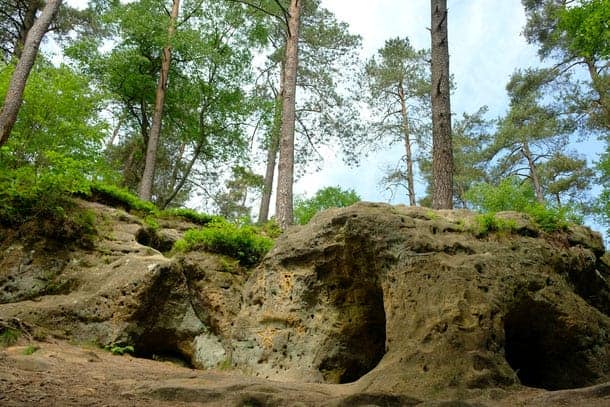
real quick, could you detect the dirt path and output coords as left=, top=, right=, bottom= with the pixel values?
left=0, top=340, right=356, bottom=406
left=2, top=339, right=610, bottom=406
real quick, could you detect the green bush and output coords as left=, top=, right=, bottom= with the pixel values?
left=88, top=183, right=158, bottom=215
left=0, top=328, right=20, bottom=347
left=466, top=177, right=575, bottom=233
left=474, top=213, right=518, bottom=236
left=294, top=186, right=361, bottom=225
left=0, top=160, right=97, bottom=244
left=104, top=344, right=134, bottom=355
left=174, top=219, right=274, bottom=266
left=160, top=208, right=219, bottom=225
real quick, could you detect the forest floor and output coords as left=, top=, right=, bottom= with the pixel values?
left=2, top=339, right=610, bottom=406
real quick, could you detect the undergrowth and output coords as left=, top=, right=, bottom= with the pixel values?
left=174, top=219, right=274, bottom=267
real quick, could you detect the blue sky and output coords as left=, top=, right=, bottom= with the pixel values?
left=298, top=0, right=541, bottom=202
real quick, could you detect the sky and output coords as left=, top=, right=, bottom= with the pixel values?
left=296, top=0, right=541, bottom=203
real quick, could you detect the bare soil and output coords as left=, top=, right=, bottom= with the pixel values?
left=2, top=339, right=610, bottom=406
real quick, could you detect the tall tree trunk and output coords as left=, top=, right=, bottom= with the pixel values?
left=258, top=80, right=283, bottom=223
left=0, top=0, right=62, bottom=148
left=521, top=142, right=545, bottom=204
left=139, top=0, right=180, bottom=201
left=398, top=81, right=416, bottom=206
left=430, top=0, right=453, bottom=209
left=275, top=0, right=301, bottom=229
left=259, top=127, right=279, bottom=223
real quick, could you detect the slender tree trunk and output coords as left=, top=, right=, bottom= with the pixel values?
left=398, top=82, right=416, bottom=206
left=521, top=142, right=545, bottom=204
left=258, top=81, right=283, bottom=223
left=430, top=0, right=453, bottom=209
left=139, top=0, right=180, bottom=201
left=259, top=128, right=279, bottom=223
left=0, top=0, right=62, bottom=148
left=161, top=140, right=203, bottom=209
left=275, top=0, right=301, bottom=229
left=106, top=115, right=125, bottom=149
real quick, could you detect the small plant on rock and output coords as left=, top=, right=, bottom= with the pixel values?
left=104, top=343, right=135, bottom=356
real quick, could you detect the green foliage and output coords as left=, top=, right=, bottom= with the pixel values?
left=104, top=344, right=135, bottom=356
left=466, top=177, right=537, bottom=213
left=160, top=208, right=219, bottom=225
left=0, top=164, right=97, bottom=243
left=0, top=328, right=20, bottom=347
left=473, top=213, right=518, bottom=236
left=88, top=183, right=158, bottom=215
left=174, top=219, right=274, bottom=266
left=294, top=186, right=361, bottom=225
left=557, top=0, right=610, bottom=59
left=260, top=219, right=282, bottom=239
left=466, top=177, right=574, bottom=232
left=597, top=146, right=610, bottom=236
left=22, top=345, right=39, bottom=355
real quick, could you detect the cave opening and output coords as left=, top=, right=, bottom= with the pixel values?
left=130, top=330, right=194, bottom=368
left=319, top=282, right=387, bottom=384
left=503, top=298, right=597, bottom=390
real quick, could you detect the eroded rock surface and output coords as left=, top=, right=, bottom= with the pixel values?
left=1, top=200, right=610, bottom=405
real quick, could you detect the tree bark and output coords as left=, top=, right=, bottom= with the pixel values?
left=430, top=0, right=453, bottom=209
left=258, top=74, right=284, bottom=224
left=398, top=81, right=416, bottom=206
left=275, top=0, right=301, bottom=229
left=521, top=141, right=545, bottom=204
left=0, top=0, right=62, bottom=148
left=138, top=0, right=180, bottom=201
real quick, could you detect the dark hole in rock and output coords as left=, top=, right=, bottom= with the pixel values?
left=135, top=227, right=174, bottom=252
left=319, top=283, right=386, bottom=384
left=132, top=330, right=193, bottom=368
left=504, top=298, right=598, bottom=390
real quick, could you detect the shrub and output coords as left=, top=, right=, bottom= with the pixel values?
left=174, top=219, right=274, bottom=266
left=0, top=160, right=97, bottom=244
left=466, top=177, right=575, bottom=233
left=104, top=343, right=135, bottom=355
left=88, top=183, right=158, bottom=215
left=0, top=328, right=20, bottom=347
left=160, top=208, right=219, bottom=225
left=474, top=213, right=518, bottom=236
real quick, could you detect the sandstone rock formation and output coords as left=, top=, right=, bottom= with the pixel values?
left=1, top=200, right=609, bottom=405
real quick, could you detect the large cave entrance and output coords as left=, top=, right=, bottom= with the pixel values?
left=318, top=281, right=386, bottom=384
left=503, top=298, right=598, bottom=390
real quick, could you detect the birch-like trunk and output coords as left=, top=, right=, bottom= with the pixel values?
left=139, top=0, right=180, bottom=201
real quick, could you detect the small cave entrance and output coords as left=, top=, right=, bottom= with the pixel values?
left=135, top=227, right=175, bottom=253
left=131, top=330, right=194, bottom=368
left=318, top=281, right=387, bottom=384
left=503, top=298, right=598, bottom=390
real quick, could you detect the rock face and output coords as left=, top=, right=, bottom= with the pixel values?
left=231, top=203, right=610, bottom=398
left=1, top=200, right=610, bottom=404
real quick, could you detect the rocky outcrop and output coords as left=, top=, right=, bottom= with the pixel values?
left=230, top=203, right=610, bottom=399
left=1, top=200, right=610, bottom=404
